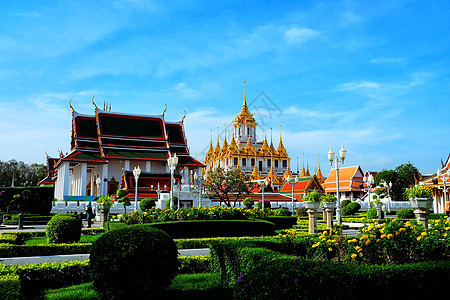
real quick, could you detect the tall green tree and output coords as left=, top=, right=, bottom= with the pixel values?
left=203, top=167, right=251, bottom=207
left=0, top=160, right=46, bottom=187
left=374, top=162, right=420, bottom=201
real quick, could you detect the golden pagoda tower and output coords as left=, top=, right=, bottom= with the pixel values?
left=306, top=155, right=311, bottom=176
left=300, top=153, right=307, bottom=177
left=315, top=153, right=325, bottom=184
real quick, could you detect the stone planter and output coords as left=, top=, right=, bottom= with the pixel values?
left=374, top=202, right=384, bottom=220
left=97, top=203, right=111, bottom=228
left=410, top=198, right=433, bottom=210
left=410, top=197, right=433, bottom=228
left=303, top=201, right=321, bottom=210
left=322, top=202, right=336, bottom=210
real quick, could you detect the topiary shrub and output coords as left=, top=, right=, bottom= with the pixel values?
left=140, top=198, right=156, bottom=211
left=46, top=214, right=82, bottom=244
left=341, top=202, right=361, bottom=215
left=366, top=208, right=377, bottom=219
left=396, top=208, right=415, bottom=219
left=256, top=200, right=271, bottom=209
left=243, top=197, right=254, bottom=209
left=90, top=225, right=178, bottom=299
left=341, top=199, right=351, bottom=208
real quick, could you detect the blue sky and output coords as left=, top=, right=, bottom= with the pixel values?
left=1, top=0, right=449, bottom=177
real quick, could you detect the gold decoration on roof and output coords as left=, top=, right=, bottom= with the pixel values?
left=204, top=130, right=215, bottom=163
left=283, top=166, right=293, bottom=182
left=300, top=153, right=307, bottom=177
left=267, top=165, right=280, bottom=185
left=306, top=155, right=311, bottom=176
left=233, top=81, right=257, bottom=127
left=258, top=130, right=271, bottom=157
left=221, top=125, right=229, bottom=157
left=269, top=128, right=276, bottom=155
left=251, top=164, right=261, bottom=180
left=276, top=126, right=288, bottom=158
left=214, top=128, right=222, bottom=160
left=243, top=135, right=256, bottom=156
left=316, top=153, right=325, bottom=184
left=226, top=131, right=239, bottom=157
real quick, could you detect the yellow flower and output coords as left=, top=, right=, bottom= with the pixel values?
left=381, top=234, right=386, bottom=239
left=399, top=228, right=406, bottom=232
left=417, top=236, right=422, bottom=241
left=421, top=232, right=427, bottom=236
left=387, top=234, right=393, bottom=239
left=351, top=253, right=357, bottom=259
left=360, top=235, right=369, bottom=240
left=328, top=247, right=333, bottom=252
left=365, top=240, right=371, bottom=245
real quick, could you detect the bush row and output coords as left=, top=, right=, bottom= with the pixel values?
left=233, top=254, right=450, bottom=299
left=120, top=206, right=291, bottom=224
left=105, top=219, right=277, bottom=239
left=0, top=186, right=54, bottom=215
left=0, top=228, right=104, bottom=245
left=0, top=243, right=92, bottom=258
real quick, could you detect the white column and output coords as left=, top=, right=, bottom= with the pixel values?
left=90, top=173, right=94, bottom=196
left=80, top=163, right=87, bottom=196
left=146, top=161, right=151, bottom=172
left=62, top=162, right=70, bottom=198
left=124, top=160, right=130, bottom=171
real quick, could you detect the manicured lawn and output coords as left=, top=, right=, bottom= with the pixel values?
left=23, top=234, right=104, bottom=245
left=41, top=273, right=230, bottom=300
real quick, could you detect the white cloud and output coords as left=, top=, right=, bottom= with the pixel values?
left=284, top=26, right=320, bottom=44
left=370, top=57, right=404, bottom=64
left=337, top=81, right=382, bottom=91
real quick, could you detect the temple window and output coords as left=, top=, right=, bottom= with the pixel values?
left=282, top=160, right=287, bottom=168
left=275, top=160, right=279, bottom=168
left=251, top=158, right=255, bottom=167
left=259, top=161, right=263, bottom=171
left=267, top=159, right=271, bottom=167
left=234, top=157, right=238, bottom=166
left=242, top=158, right=247, bottom=167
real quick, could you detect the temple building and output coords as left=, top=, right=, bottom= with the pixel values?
left=420, top=154, right=450, bottom=214
left=51, top=99, right=204, bottom=207
left=203, top=83, right=293, bottom=190
left=322, top=165, right=365, bottom=201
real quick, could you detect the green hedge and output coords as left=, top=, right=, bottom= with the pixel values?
left=234, top=255, right=450, bottom=299
left=257, top=216, right=297, bottom=230
left=0, top=243, right=92, bottom=258
left=0, top=261, right=90, bottom=298
left=178, top=255, right=210, bottom=274
left=105, top=219, right=277, bottom=239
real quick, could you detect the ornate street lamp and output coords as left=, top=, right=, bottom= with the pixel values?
left=261, top=178, right=269, bottom=209
left=96, top=177, right=102, bottom=196
left=286, top=176, right=298, bottom=214
left=133, top=166, right=141, bottom=211
left=194, top=171, right=203, bottom=207
left=167, top=153, right=179, bottom=208
left=328, top=145, right=347, bottom=224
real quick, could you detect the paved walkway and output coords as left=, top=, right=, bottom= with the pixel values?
left=0, top=221, right=363, bottom=265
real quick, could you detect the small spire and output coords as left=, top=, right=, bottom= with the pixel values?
left=243, top=80, right=247, bottom=106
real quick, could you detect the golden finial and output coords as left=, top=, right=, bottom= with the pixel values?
left=92, top=96, right=96, bottom=107
left=243, top=80, right=247, bottom=105
left=162, top=104, right=167, bottom=117
left=109, top=103, right=112, bottom=111
left=181, top=110, right=186, bottom=123
left=69, top=99, right=73, bottom=111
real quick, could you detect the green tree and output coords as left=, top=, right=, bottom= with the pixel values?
left=0, top=160, right=46, bottom=187
left=374, top=162, right=420, bottom=201
left=116, top=189, right=131, bottom=214
left=203, top=167, right=251, bottom=207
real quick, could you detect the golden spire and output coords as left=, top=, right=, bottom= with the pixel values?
left=296, top=156, right=299, bottom=174
left=204, top=129, right=215, bottom=163
left=276, top=125, right=288, bottom=157
left=251, top=163, right=261, bottom=180
left=283, top=160, right=293, bottom=182
left=316, top=153, right=325, bottom=184
left=233, top=81, right=257, bottom=127
left=221, top=124, right=229, bottom=156
left=300, top=153, right=306, bottom=177
left=306, top=155, right=311, bottom=176
left=214, top=127, right=221, bottom=160
left=259, top=129, right=271, bottom=156
left=269, top=128, right=276, bottom=155
left=244, top=134, right=256, bottom=155
left=267, top=165, right=279, bottom=186
left=227, top=130, right=239, bottom=156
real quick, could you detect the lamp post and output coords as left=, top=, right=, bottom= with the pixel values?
left=261, top=178, right=268, bottom=209
left=328, top=145, right=347, bottom=224
left=437, top=168, right=450, bottom=212
left=194, top=171, right=203, bottom=207
left=96, top=177, right=102, bottom=196
left=167, top=153, right=179, bottom=208
left=363, top=173, right=374, bottom=205
left=286, top=176, right=298, bottom=214
left=133, top=166, right=141, bottom=212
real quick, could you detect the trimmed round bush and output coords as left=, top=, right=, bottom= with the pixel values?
left=396, top=208, right=415, bottom=219
left=366, top=208, right=377, bottom=219
left=90, top=225, right=178, bottom=299
left=342, top=202, right=361, bottom=215
left=243, top=197, right=254, bottom=209
left=256, top=200, right=271, bottom=209
left=46, top=213, right=82, bottom=244
left=341, top=199, right=351, bottom=208
left=140, top=198, right=156, bottom=211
